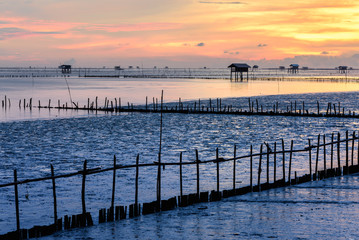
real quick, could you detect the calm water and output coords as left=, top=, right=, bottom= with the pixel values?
left=1, top=75, right=359, bottom=237
left=2, top=76, right=359, bottom=121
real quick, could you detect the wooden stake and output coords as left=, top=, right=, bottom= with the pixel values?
left=266, top=143, right=270, bottom=184
left=82, top=160, right=87, bottom=215
left=250, top=145, right=253, bottom=191
left=308, top=139, right=312, bottom=180
left=233, top=145, right=236, bottom=190
left=51, top=165, right=58, bottom=228
left=180, top=152, right=183, bottom=198
left=196, top=149, right=200, bottom=198
left=323, top=135, right=327, bottom=176
left=14, top=169, right=20, bottom=237
left=282, top=139, right=285, bottom=182
left=111, top=156, right=116, bottom=209
left=274, top=142, right=277, bottom=182
left=352, top=131, right=355, bottom=166
left=288, top=140, right=293, bottom=184
left=258, top=144, right=263, bottom=191
left=315, top=135, right=320, bottom=180
left=346, top=130, right=349, bottom=174
left=331, top=133, right=334, bottom=169
left=337, top=132, right=341, bottom=175
left=135, top=154, right=139, bottom=215
left=216, top=148, right=220, bottom=192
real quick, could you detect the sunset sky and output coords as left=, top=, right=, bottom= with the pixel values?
left=1, top=0, right=359, bottom=68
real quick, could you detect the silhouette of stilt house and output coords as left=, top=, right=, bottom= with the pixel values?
left=59, top=65, right=72, bottom=74
left=338, top=66, right=348, bottom=74
left=288, top=64, right=299, bottom=74
left=252, top=65, right=259, bottom=71
left=228, top=63, right=251, bottom=81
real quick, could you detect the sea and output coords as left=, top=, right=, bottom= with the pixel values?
left=1, top=67, right=359, bottom=239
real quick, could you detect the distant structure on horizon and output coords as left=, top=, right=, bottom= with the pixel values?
left=288, top=64, right=299, bottom=74
left=252, top=65, right=259, bottom=71
left=58, top=64, right=72, bottom=74
left=228, top=63, right=251, bottom=82
left=338, top=66, right=348, bottom=74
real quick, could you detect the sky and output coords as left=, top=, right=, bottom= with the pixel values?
left=1, top=0, right=359, bottom=68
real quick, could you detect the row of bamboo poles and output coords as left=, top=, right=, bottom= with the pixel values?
left=0, top=130, right=358, bottom=239
left=2, top=95, right=359, bottom=118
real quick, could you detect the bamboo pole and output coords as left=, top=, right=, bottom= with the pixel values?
left=250, top=145, right=253, bottom=191
left=315, top=134, right=320, bottom=180
left=258, top=144, right=263, bottom=191
left=196, top=149, right=200, bottom=198
left=82, top=160, right=87, bottom=215
left=274, top=142, right=277, bottom=182
left=51, top=165, right=58, bottom=227
left=233, top=145, right=236, bottom=190
left=288, top=140, right=293, bottom=184
left=135, top=154, right=139, bottom=215
left=111, top=155, right=116, bottom=209
left=14, top=169, right=20, bottom=238
left=180, top=152, right=183, bottom=198
left=323, top=135, right=327, bottom=176
left=337, top=132, right=341, bottom=175
left=308, top=139, right=312, bottom=180
left=216, top=148, right=220, bottom=192
left=282, top=139, right=285, bottom=182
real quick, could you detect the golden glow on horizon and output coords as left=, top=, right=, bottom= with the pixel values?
left=1, top=0, right=359, bottom=66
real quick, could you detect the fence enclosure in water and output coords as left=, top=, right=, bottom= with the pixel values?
left=1, top=130, right=358, bottom=239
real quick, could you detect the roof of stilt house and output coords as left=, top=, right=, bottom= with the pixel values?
left=228, top=63, right=251, bottom=68
left=289, top=64, right=299, bottom=68
left=228, top=63, right=251, bottom=72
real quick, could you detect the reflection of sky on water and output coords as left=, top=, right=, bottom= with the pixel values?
left=2, top=77, right=359, bottom=121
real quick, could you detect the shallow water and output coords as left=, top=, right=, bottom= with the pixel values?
left=1, top=76, right=359, bottom=237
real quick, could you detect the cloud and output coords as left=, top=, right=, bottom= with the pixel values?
left=321, top=51, right=329, bottom=55
left=197, top=42, right=205, bottom=47
left=0, top=27, right=62, bottom=40
left=224, top=50, right=239, bottom=55
left=199, top=1, right=245, bottom=4
left=258, top=43, right=267, bottom=47
left=78, top=22, right=182, bottom=33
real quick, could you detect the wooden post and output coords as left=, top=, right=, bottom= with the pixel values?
left=180, top=152, right=183, bottom=198
left=258, top=144, right=263, bottom=191
left=282, top=139, right=285, bottom=182
left=146, top=96, right=148, bottom=110
left=288, top=140, right=293, bottom=184
left=331, top=133, right=334, bottom=169
left=157, top=90, right=164, bottom=208
left=323, top=135, right=327, bottom=176
left=274, top=142, right=277, bottom=182
left=216, top=148, right=220, bottom=192
left=317, top=101, right=320, bottom=115
left=266, top=144, right=270, bottom=184
left=346, top=130, right=349, bottom=174
left=315, top=135, right=320, bottom=180
left=111, top=156, right=116, bottom=210
left=250, top=145, right=253, bottom=191
left=308, top=139, right=312, bottom=180
left=95, top=96, right=98, bottom=110
left=196, top=149, right=200, bottom=198
left=51, top=165, right=58, bottom=227
left=14, top=169, right=20, bottom=238
left=351, top=131, right=355, bottom=166
left=233, top=145, right=236, bottom=190
left=135, top=154, right=139, bottom=215
left=337, top=132, right=341, bottom=175
left=248, top=98, right=251, bottom=112
left=82, top=160, right=87, bottom=215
